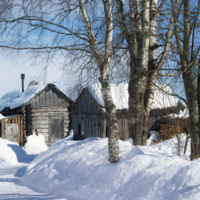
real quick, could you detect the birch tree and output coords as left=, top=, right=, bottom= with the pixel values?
left=0, top=0, right=119, bottom=162
left=114, top=0, right=174, bottom=145
left=170, top=0, right=200, bottom=159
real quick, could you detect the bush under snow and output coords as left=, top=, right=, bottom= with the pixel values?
left=23, top=134, right=48, bottom=154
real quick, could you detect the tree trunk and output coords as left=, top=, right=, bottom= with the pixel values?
left=142, top=0, right=158, bottom=145
left=79, top=0, right=119, bottom=162
left=101, top=62, right=119, bottom=163
left=183, top=71, right=200, bottom=159
left=129, top=59, right=146, bottom=145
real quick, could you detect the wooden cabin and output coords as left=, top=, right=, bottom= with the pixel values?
left=73, top=84, right=183, bottom=140
left=0, top=83, right=73, bottom=146
left=73, top=88, right=129, bottom=141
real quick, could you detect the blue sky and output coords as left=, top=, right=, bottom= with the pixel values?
left=0, top=53, right=66, bottom=98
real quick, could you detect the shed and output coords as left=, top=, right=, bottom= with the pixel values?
left=0, top=83, right=73, bottom=146
left=73, top=83, right=182, bottom=140
left=0, top=114, right=24, bottom=146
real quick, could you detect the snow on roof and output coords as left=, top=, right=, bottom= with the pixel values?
left=87, top=84, right=128, bottom=110
left=0, top=84, right=47, bottom=112
left=87, top=83, right=179, bottom=110
left=0, top=113, right=5, bottom=120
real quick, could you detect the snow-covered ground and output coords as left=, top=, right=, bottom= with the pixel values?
left=0, top=132, right=200, bottom=200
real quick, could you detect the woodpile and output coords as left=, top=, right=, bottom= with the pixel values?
left=157, top=117, right=189, bottom=141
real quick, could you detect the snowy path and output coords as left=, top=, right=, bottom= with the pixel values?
left=0, top=161, right=67, bottom=199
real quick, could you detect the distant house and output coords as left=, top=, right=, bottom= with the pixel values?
left=0, top=84, right=73, bottom=146
left=73, top=84, right=183, bottom=140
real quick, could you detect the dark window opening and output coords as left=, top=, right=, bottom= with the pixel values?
left=78, top=124, right=81, bottom=135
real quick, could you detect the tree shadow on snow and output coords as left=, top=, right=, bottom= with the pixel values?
left=7, top=144, right=28, bottom=163
left=14, top=166, right=27, bottom=177
left=7, top=144, right=39, bottom=163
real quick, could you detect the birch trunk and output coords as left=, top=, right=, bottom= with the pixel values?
left=182, top=0, right=200, bottom=159
left=100, top=62, right=119, bottom=163
left=130, top=0, right=150, bottom=145
left=183, top=71, right=200, bottom=159
left=79, top=0, right=119, bottom=162
left=143, top=1, right=174, bottom=145
left=171, top=0, right=200, bottom=159
left=143, top=0, right=157, bottom=145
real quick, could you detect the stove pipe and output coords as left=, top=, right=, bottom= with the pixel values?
left=21, top=74, right=25, bottom=92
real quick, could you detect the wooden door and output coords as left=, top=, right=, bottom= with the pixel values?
left=49, top=115, right=63, bottom=143
left=5, top=124, right=18, bottom=143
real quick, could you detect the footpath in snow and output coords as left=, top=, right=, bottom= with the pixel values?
left=1, top=132, right=200, bottom=200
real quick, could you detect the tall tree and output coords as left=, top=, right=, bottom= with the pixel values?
left=114, top=0, right=173, bottom=145
left=171, top=0, right=200, bottom=159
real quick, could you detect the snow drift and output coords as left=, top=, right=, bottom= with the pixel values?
left=0, top=138, right=27, bottom=168
left=21, top=134, right=200, bottom=200
left=23, top=134, right=48, bottom=154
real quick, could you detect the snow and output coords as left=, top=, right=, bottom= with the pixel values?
left=0, top=84, right=47, bottom=112
left=0, top=138, right=27, bottom=168
left=1, top=131, right=200, bottom=199
left=165, top=108, right=189, bottom=119
left=87, top=84, right=128, bottom=110
left=147, top=131, right=159, bottom=146
left=0, top=113, right=5, bottom=120
left=87, top=83, right=179, bottom=110
left=23, top=133, right=48, bottom=155
left=151, top=84, right=179, bottom=109
left=20, top=134, right=199, bottom=200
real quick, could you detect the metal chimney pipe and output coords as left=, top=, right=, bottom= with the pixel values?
left=21, top=74, right=25, bottom=92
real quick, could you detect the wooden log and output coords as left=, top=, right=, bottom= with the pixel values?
left=32, top=124, right=49, bottom=129
left=35, top=129, right=49, bottom=133
left=32, top=121, right=48, bottom=125
left=32, top=117, right=49, bottom=121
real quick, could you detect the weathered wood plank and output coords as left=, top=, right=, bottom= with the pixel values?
left=46, top=87, right=50, bottom=107
left=32, top=121, right=48, bottom=125
left=42, top=89, right=46, bottom=107
left=31, top=108, right=68, bottom=112
left=49, top=88, right=53, bottom=107
left=35, top=96, right=39, bottom=107
left=35, top=129, right=49, bottom=133
left=32, top=124, right=49, bottom=129
left=32, top=117, right=49, bottom=121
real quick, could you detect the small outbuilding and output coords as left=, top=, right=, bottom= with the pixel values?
left=73, top=84, right=183, bottom=140
left=0, top=114, right=24, bottom=146
left=0, top=83, right=73, bottom=146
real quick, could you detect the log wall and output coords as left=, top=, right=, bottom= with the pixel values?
left=23, top=85, right=73, bottom=146
left=73, top=89, right=129, bottom=141
left=28, top=107, right=71, bottom=146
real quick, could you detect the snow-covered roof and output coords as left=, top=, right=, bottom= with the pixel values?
left=0, top=113, right=5, bottom=120
left=0, top=84, right=47, bottom=112
left=87, top=83, right=179, bottom=110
